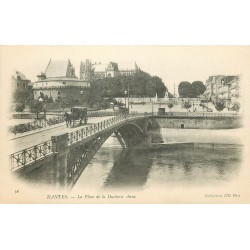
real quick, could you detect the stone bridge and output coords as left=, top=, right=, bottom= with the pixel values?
left=9, top=114, right=163, bottom=189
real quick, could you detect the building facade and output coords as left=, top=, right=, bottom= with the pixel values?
left=12, top=71, right=33, bottom=102
left=204, top=75, right=242, bottom=108
left=80, top=59, right=139, bottom=81
left=219, top=75, right=241, bottom=108
left=204, top=75, right=225, bottom=102
left=33, top=59, right=90, bottom=102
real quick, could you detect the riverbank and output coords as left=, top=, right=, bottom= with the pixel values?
left=150, top=142, right=243, bottom=150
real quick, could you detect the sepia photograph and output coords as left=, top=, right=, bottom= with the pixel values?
left=0, top=45, right=249, bottom=203
left=1, top=2, right=250, bottom=250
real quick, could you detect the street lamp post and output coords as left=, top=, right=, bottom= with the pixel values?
left=43, top=103, right=47, bottom=120
left=124, top=90, right=127, bottom=110
left=128, top=82, right=130, bottom=113
left=38, top=97, right=46, bottom=120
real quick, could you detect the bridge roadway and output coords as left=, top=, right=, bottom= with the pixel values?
left=8, top=116, right=115, bottom=154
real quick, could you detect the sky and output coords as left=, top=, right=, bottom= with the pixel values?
left=1, top=46, right=250, bottom=94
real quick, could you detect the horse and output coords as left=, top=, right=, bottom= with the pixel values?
left=64, top=112, right=72, bottom=127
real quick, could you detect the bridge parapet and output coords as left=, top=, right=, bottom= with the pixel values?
left=9, top=140, right=53, bottom=172
left=67, top=115, right=141, bottom=145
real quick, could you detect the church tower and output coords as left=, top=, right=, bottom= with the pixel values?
left=80, top=59, right=92, bottom=81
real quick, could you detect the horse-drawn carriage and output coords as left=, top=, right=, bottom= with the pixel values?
left=64, top=106, right=88, bottom=128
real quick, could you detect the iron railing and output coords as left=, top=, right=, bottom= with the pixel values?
left=87, top=111, right=117, bottom=117
left=9, top=140, right=54, bottom=171
left=68, top=115, right=129, bottom=145
left=9, top=111, right=138, bottom=135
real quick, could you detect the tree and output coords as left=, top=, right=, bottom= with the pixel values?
left=183, top=100, right=192, bottom=114
left=90, top=70, right=167, bottom=99
left=145, top=80, right=156, bottom=97
left=214, top=99, right=225, bottom=112
left=231, top=102, right=240, bottom=113
left=167, top=101, right=174, bottom=112
left=178, top=82, right=193, bottom=98
left=30, top=100, right=44, bottom=119
left=191, top=81, right=206, bottom=97
left=178, top=81, right=206, bottom=98
left=168, top=92, right=174, bottom=98
left=15, top=103, right=25, bottom=112
left=152, top=76, right=167, bottom=98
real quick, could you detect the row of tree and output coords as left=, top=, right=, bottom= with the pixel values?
left=178, top=81, right=206, bottom=98
left=84, top=70, right=168, bottom=109
left=91, top=70, right=167, bottom=97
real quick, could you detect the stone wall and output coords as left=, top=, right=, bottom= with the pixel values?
left=156, top=116, right=242, bottom=129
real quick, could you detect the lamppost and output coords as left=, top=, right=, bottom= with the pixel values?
left=127, top=82, right=130, bottom=113
left=124, top=90, right=127, bottom=110
left=38, top=97, right=46, bottom=120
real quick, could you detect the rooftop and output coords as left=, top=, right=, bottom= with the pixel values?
left=118, top=62, right=138, bottom=71
left=45, top=59, right=76, bottom=78
left=13, top=71, right=30, bottom=81
left=92, top=64, right=107, bottom=72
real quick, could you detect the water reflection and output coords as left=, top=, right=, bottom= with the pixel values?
left=104, top=149, right=153, bottom=188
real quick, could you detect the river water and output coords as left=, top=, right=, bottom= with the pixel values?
left=73, top=128, right=243, bottom=191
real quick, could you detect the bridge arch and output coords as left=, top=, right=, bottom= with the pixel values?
left=145, top=119, right=153, bottom=133
left=66, top=119, right=154, bottom=188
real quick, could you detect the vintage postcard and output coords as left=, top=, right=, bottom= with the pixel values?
left=0, top=45, right=249, bottom=203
